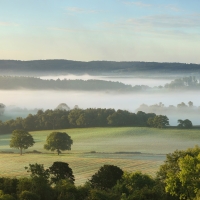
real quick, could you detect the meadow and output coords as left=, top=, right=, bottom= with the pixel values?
left=0, top=127, right=200, bottom=185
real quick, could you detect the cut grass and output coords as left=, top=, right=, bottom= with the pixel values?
left=0, top=153, right=162, bottom=185
left=0, top=127, right=200, bottom=185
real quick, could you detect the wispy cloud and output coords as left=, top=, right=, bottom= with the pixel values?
left=123, top=1, right=182, bottom=12
left=163, top=4, right=183, bottom=12
left=126, top=14, right=200, bottom=29
left=101, top=13, right=200, bottom=38
left=66, top=7, right=103, bottom=14
left=124, top=1, right=152, bottom=7
left=48, top=27, right=102, bottom=33
left=0, top=22, right=19, bottom=26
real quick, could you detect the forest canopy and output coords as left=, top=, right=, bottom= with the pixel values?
left=0, top=108, right=159, bottom=134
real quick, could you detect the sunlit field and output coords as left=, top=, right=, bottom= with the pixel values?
left=0, top=127, right=200, bottom=185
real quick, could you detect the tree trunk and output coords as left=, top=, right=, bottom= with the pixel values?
left=20, top=148, right=22, bottom=155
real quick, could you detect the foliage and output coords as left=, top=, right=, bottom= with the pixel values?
left=29, top=176, right=54, bottom=200
left=113, top=171, right=164, bottom=200
left=0, top=194, right=16, bottom=200
left=18, top=170, right=53, bottom=200
left=157, top=146, right=200, bottom=200
left=55, top=103, right=70, bottom=111
left=165, top=76, right=199, bottom=89
left=49, top=162, right=75, bottom=184
left=147, top=115, right=169, bottom=128
left=19, top=191, right=40, bottom=200
left=177, top=119, right=193, bottom=129
left=10, top=130, right=35, bottom=155
left=53, top=179, right=77, bottom=200
left=0, top=178, right=18, bottom=198
left=89, top=165, right=123, bottom=190
left=0, top=108, right=159, bottom=134
left=2, top=155, right=200, bottom=200
left=25, top=163, right=49, bottom=180
left=17, top=178, right=33, bottom=195
left=44, top=132, right=73, bottom=155
left=89, top=189, right=120, bottom=200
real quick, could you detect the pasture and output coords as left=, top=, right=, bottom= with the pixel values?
left=0, top=127, right=200, bottom=185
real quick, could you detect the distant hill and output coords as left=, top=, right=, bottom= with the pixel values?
left=0, top=76, right=149, bottom=92
left=0, top=60, right=200, bottom=76
left=0, top=76, right=199, bottom=92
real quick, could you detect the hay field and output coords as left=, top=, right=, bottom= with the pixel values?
left=0, top=127, right=200, bottom=185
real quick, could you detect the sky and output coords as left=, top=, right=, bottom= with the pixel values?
left=0, top=0, right=200, bottom=63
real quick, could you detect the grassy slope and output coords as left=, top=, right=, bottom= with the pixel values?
left=30, top=127, right=200, bottom=154
left=0, top=127, right=200, bottom=185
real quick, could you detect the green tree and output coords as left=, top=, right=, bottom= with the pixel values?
left=89, top=165, right=123, bottom=190
left=53, top=179, right=77, bottom=200
left=114, top=172, right=163, bottom=200
left=10, top=130, right=35, bottom=155
left=49, top=162, right=75, bottom=184
left=147, top=115, right=169, bottom=128
left=19, top=191, right=40, bottom=200
left=0, top=194, right=16, bottom=200
left=177, top=119, right=193, bottom=129
left=157, top=146, right=200, bottom=200
left=0, top=178, right=18, bottom=199
left=44, top=132, right=73, bottom=155
left=25, top=163, right=49, bottom=180
left=88, top=189, right=120, bottom=200
left=20, top=165, right=53, bottom=200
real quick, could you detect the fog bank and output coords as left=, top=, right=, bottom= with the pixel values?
left=0, top=90, right=200, bottom=125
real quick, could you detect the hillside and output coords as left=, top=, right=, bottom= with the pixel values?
left=0, top=60, right=200, bottom=76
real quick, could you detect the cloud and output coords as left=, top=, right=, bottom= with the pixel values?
left=101, top=13, right=200, bottom=39
left=48, top=27, right=104, bottom=33
left=0, top=22, right=19, bottom=27
left=66, top=7, right=102, bottom=14
left=163, top=5, right=182, bottom=12
left=123, top=1, right=182, bottom=12
left=124, top=1, right=152, bottom=7
left=103, top=14, right=200, bottom=30
left=127, top=14, right=200, bottom=29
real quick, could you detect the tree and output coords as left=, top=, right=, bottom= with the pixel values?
left=147, top=115, right=169, bottom=128
left=10, top=130, right=35, bottom=155
left=22, top=164, right=53, bottom=200
left=157, top=146, right=200, bottom=200
left=188, top=101, right=193, bottom=107
left=53, top=179, right=77, bottom=200
left=25, top=163, right=50, bottom=180
left=177, top=119, right=193, bottom=129
left=19, top=191, right=40, bottom=200
left=89, top=165, right=123, bottom=190
left=0, top=194, right=16, bottom=200
left=0, top=178, right=18, bottom=198
left=44, top=132, right=73, bottom=155
left=55, top=103, right=70, bottom=111
left=113, top=172, right=162, bottom=200
left=49, top=162, right=75, bottom=184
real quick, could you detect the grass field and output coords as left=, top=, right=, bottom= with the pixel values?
left=0, top=127, right=200, bottom=185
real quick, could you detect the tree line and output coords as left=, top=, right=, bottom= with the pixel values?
left=0, top=76, right=148, bottom=92
left=0, top=76, right=200, bottom=92
left=0, top=108, right=166, bottom=134
left=0, top=145, right=200, bottom=200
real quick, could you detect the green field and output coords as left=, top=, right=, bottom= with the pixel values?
left=0, top=127, right=200, bottom=185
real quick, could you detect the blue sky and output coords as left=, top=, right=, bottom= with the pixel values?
left=0, top=0, right=200, bottom=63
